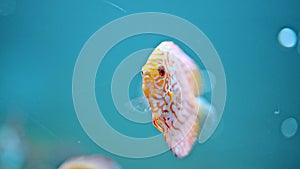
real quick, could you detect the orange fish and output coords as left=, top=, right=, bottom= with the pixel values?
left=140, top=41, right=217, bottom=158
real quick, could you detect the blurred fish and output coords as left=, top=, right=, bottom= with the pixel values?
left=0, top=124, right=25, bottom=169
left=138, top=41, right=218, bottom=158
left=58, top=155, right=122, bottom=169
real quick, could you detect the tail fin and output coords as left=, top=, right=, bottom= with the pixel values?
left=197, top=97, right=220, bottom=143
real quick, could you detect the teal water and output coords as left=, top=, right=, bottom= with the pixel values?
left=1, top=0, right=300, bottom=168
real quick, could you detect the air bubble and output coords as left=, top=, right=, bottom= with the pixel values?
left=281, top=117, right=298, bottom=138
left=278, top=28, right=297, bottom=48
left=274, top=110, right=280, bottom=115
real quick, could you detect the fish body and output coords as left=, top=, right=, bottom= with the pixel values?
left=58, top=155, right=122, bottom=169
left=141, top=41, right=204, bottom=158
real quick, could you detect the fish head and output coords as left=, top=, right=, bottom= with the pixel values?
left=141, top=43, right=184, bottom=134
left=141, top=55, right=183, bottom=134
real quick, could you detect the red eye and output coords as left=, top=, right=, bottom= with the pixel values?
left=158, top=66, right=165, bottom=76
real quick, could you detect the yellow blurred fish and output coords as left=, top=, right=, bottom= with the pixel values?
left=140, top=41, right=217, bottom=158
left=58, top=155, right=122, bottom=169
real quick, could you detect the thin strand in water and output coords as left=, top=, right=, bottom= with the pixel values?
left=102, top=0, right=127, bottom=13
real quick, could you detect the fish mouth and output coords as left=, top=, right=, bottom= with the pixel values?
left=152, top=117, right=166, bottom=133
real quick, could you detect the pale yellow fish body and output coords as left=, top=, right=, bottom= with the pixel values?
left=141, top=41, right=204, bottom=158
left=58, top=155, right=122, bottom=169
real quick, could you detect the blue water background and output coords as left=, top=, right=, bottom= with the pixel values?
left=1, top=0, right=300, bottom=168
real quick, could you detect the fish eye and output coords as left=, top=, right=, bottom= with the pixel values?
left=141, top=71, right=143, bottom=75
left=158, top=66, right=165, bottom=76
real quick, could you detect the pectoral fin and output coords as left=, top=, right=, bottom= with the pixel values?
left=197, top=97, right=221, bottom=143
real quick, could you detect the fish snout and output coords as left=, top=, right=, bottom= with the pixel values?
left=142, top=84, right=150, bottom=98
left=141, top=70, right=152, bottom=98
left=152, top=117, right=167, bottom=133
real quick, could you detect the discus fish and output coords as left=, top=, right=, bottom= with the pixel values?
left=140, top=41, right=217, bottom=158
left=58, top=155, right=122, bottom=169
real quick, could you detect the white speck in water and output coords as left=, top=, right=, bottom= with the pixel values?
left=281, top=117, right=298, bottom=138
left=278, top=28, right=297, bottom=48
left=77, top=140, right=81, bottom=144
left=274, top=110, right=280, bottom=115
